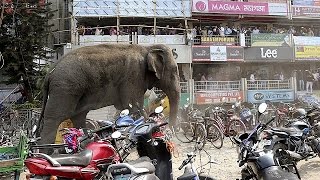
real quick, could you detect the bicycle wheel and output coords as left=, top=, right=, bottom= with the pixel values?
left=175, top=121, right=195, bottom=143
left=207, top=123, right=223, bottom=149
left=228, top=119, right=246, bottom=144
left=195, top=123, right=206, bottom=150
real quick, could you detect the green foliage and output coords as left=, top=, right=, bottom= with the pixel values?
left=0, top=1, right=53, bottom=102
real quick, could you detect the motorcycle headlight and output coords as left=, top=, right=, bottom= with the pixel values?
left=184, top=104, right=188, bottom=108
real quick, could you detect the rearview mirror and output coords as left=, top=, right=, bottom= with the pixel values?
left=111, top=131, right=121, bottom=139
left=155, top=106, right=164, bottom=114
left=258, top=103, right=268, bottom=114
left=120, top=109, right=130, bottom=117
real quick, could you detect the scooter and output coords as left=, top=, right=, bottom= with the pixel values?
left=24, top=125, right=158, bottom=180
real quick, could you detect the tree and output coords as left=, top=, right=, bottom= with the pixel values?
left=0, top=0, right=53, bottom=102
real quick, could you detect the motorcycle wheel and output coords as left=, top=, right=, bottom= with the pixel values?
left=207, top=124, right=223, bottom=149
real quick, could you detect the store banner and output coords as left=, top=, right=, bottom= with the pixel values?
left=244, top=47, right=294, bottom=62
left=293, top=0, right=320, bottom=6
left=73, top=0, right=191, bottom=18
left=201, top=36, right=237, bottom=46
left=79, top=35, right=130, bottom=45
left=166, top=45, right=192, bottom=63
left=247, top=90, right=294, bottom=103
left=292, top=6, right=320, bottom=17
left=251, top=33, right=290, bottom=46
left=195, top=91, right=243, bottom=104
left=293, top=36, right=320, bottom=46
left=192, top=0, right=287, bottom=16
left=138, top=35, right=185, bottom=45
left=295, top=46, right=320, bottom=61
left=193, top=46, right=244, bottom=62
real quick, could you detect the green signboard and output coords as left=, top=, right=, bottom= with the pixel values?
left=251, top=34, right=290, bottom=47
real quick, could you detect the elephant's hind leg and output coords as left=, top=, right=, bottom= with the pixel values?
left=39, top=94, right=80, bottom=146
left=71, top=111, right=88, bottom=129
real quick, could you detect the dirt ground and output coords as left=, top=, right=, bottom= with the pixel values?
left=171, top=138, right=320, bottom=180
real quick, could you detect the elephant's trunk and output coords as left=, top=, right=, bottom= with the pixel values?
left=165, top=84, right=180, bottom=128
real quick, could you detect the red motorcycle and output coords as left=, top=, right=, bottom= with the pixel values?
left=24, top=125, right=159, bottom=180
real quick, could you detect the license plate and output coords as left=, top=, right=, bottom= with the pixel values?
left=262, top=140, right=272, bottom=146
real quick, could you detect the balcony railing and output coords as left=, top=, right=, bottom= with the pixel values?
left=194, top=81, right=241, bottom=92
left=247, top=79, right=292, bottom=90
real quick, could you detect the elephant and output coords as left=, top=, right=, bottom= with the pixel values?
left=37, top=43, right=180, bottom=146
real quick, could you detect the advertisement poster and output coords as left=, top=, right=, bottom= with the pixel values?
left=293, top=36, right=320, bottom=46
left=247, top=90, right=294, bottom=103
left=195, top=91, right=243, bottom=104
left=193, top=46, right=244, bottom=62
left=192, top=0, right=287, bottom=16
left=210, top=46, right=227, bottom=61
left=251, top=33, right=290, bottom=46
left=292, top=0, right=320, bottom=17
left=244, top=47, right=294, bottom=62
left=295, top=46, right=320, bottom=61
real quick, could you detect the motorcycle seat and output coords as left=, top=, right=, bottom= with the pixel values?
left=128, top=157, right=155, bottom=173
left=51, top=149, right=92, bottom=167
left=271, top=127, right=300, bottom=136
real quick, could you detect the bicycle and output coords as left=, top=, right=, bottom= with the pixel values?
left=204, top=106, right=246, bottom=149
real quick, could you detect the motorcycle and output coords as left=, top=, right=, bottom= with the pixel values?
left=261, top=106, right=320, bottom=165
left=234, top=103, right=300, bottom=180
left=24, top=123, right=160, bottom=180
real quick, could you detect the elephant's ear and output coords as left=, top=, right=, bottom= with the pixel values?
left=147, top=49, right=165, bottom=79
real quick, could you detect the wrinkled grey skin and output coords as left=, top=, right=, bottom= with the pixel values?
left=37, top=44, right=180, bottom=145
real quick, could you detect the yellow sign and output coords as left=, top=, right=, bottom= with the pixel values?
left=54, top=119, right=74, bottom=144
left=296, top=46, right=320, bottom=60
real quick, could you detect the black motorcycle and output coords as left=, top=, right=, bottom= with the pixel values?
left=234, top=103, right=300, bottom=180
left=262, top=107, right=320, bottom=167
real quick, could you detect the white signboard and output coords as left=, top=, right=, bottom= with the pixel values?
left=210, top=46, right=227, bottom=61
left=293, top=36, right=320, bottom=46
left=73, top=0, right=191, bottom=17
left=167, top=45, right=191, bottom=63
left=79, top=35, right=130, bottom=45
left=138, top=35, right=185, bottom=45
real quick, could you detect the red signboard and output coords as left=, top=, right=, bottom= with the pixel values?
left=195, top=91, right=243, bottom=104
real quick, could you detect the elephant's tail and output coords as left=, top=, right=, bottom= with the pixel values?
left=36, top=75, right=50, bottom=137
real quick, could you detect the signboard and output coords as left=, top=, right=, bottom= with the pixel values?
left=201, top=36, right=237, bottom=46
left=210, top=46, right=226, bottom=61
left=167, top=45, right=192, bottom=63
left=293, top=6, right=320, bottom=17
left=79, top=35, right=130, bottom=45
left=138, top=35, right=185, bottom=45
left=195, top=91, right=243, bottom=104
left=244, top=47, right=294, bottom=62
left=251, top=33, right=291, bottom=46
left=292, top=0, right=320, bottom=17
left=247, top=90, right=294, bottom=103
left=193, top=46, right=244, bottom=62
left=73, top=0, right=191, bottom=17
left=192, top=0, right=287, bottom=16
left=293, top=36, right=320, bottom=46
left=295, top=46, right=320, bottom=61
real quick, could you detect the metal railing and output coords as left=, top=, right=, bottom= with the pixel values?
left=247, top=79, right=292, bottom=90
left=194, top=81, right=241, bottom=92
left=152, top=82, right=189, bottom=94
